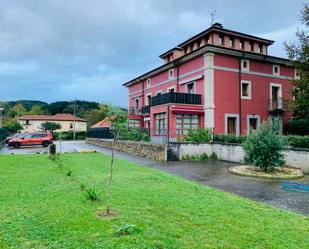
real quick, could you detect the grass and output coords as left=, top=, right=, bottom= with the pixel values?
left=0, top=153, right=308, bottom=249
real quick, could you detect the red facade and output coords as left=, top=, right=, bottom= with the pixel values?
left=123, top=23, right=296, bottom=142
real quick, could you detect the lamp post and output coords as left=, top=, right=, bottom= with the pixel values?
left=0, top=108, right=4, bottom=129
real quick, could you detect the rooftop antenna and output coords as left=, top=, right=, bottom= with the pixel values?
left=211, top=10, right=216, bottom=25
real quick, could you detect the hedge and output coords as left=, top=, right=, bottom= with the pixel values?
left=285, top=135, right=309, bottom=149
left=283, top=119, right=309, bottom=135
left=53, top=131, right=87, bottom=141
left=213, top=134, right=246, bottom=144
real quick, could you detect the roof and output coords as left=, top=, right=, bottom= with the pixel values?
left=18, top=114, right=86, bottom=122
left=90, top=118, right=111, bottom=128
left=159, top=23, right=274, bottom=58
left=123, top=44, right=293, bottom=87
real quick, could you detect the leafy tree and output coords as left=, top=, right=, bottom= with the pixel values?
left=84, top=104, right=109, bottom=127
left=105, top=107, right=127, bottom=216
left=285, top=3, right=309, bottom=119
left=28, top=105, right=46, bottom=115
left=11, top=104, right=26, bottom=117
left=41, top=122, right=61, bottom=132
left=242, top=121, right=287, bottom=171
left=3, top=119, right=23, bottom=133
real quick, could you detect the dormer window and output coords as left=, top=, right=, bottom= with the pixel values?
left=273, top=65, right=280, bottom=76
left=146, top=78, right=151, bottom=88
left=241, top=59, right=250, bottom=71
left=239, top=40, right=244, bottom=50
left=168, top=69, right=174, bottom=79
left=218, top=35, right=224, bottom=45
left=229, top=37, right=235, bottom=47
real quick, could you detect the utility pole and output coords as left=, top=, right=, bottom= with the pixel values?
left=0, top=108, right=3, bottom=129
left=73, top=99, right=76, bottom=141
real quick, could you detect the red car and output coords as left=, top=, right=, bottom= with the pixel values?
left=8, top=132, right=53, bottom=148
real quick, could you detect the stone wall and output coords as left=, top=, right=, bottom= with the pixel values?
left=175, top=142, right=309, bottom=173
left=86, top=138, right=167, bottom=161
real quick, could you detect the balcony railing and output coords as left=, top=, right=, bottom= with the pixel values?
left=150, top=92, right=202, bottom=106
left=269, top=98, right=288, bottom=112
left=141, top=105, right=150, bottom=115
left=128, top=107, right=141, bottom=115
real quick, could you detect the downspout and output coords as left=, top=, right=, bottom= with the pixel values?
left=141, top=79, right=144, bottom=128
left=239, top=54, right=244, bottom=136
left=167, top=104, right=170, bottom=144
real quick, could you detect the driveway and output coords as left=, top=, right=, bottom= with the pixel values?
left=0, top=140, right=308, bottom=215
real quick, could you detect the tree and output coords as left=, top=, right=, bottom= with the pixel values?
left=105, top=107, right=127, bottom=215
left=41, top=122, right=61, bottom=132
left=242, top=120, right=287, bottom=172
left=3, top=119, right=23, bottom=133
left=285, top=3, right=309, bottom=119
left=11, top=104, right=26, bottom=117
left=84, top=104, right=109, bottom=127
left=28, top=105, right=46, bottom=115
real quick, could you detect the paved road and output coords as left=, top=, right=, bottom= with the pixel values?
left=1, top=141, right=308, bottom=215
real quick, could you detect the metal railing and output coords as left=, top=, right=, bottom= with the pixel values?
left=128, top=107, right=142, bottom=115
left=269, top=98, right=288, bottom=112
left=150, top=92, right=202, bottom=106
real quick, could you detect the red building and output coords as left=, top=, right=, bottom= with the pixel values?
left=123, top=23, right=298, bottom=143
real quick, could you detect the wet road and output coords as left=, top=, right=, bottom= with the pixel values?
left=1, top=141, right=308, bottom=215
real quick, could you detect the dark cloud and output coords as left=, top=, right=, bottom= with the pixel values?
left=0, top=0, right=304, bottom=106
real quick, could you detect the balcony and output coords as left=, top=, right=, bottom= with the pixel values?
left=141, top=105, right=150, bottom=115
left=128, top=107, right=142, bottom=115
left=150, top=92, right=202, bottom=106
left=269, top=98, right=288, bottom=113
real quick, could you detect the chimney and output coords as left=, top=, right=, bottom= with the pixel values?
left=212, top=22, right=223, bottom=29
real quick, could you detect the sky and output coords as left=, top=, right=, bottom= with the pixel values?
left=0, top=0, right=306, bottom=107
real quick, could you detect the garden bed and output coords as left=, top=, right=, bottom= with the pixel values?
left=229, top=165, right=304, bottom=179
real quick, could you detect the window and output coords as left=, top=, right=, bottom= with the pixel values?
left=134, top=98, right=139, bottom=109
left=156, top=91, right=162, bottom=96
left=176, top=114, right=199, bottom=136
left=218, top=35, right=224, bottom=45
left=258, top=44, right=263, bottom=53
left=239, top=40, right=244, bottom=50
left=168, top=69, right=174, bottom=79
left=70, top=123, right=73, bottom=129
left=154, top=113, right=166, bottom=135
left=146, top=78, right=151, bottom=88
left=186, top=82, right=195, bottom=94
left=128, top=119, right=140, bottom=128
left=241, top=59, right=250, bottom=71
left=249, top=42, right=254, bottom=51
left=167, top=86, right=175, bottom=92
left=273, top=65, right=280, bottom=76
left=225, top=114, right=239, bottom=136
left=229, top=37, right=235, bottom=47
left=295, top=69, right=300, bottom=79
left=270, top=83, right=282, bottom=109
left=247, top=115, right=260, bottom=134
left=146, top=94, right=152, bottom=105
left=25, top=120, right=30, bottom=125
left=241, top=80, right=251, bottom=99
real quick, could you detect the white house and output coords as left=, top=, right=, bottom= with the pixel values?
left=18, top=114, right=87, bottom=133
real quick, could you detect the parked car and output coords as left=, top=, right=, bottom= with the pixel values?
left=5, top=133, right=26, bottom=144
left=8, top=132, right=53, bottom=148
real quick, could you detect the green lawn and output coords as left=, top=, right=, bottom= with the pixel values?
left=0, top=154, right=308, bottom=249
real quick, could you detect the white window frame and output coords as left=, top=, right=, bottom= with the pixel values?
left=295, top=69, right=300, bottom=80
left=168, top=69, right=174, bottom=79
left=145, top=93, right=152, bottom=105
left=241, top=59, right=250, bottom=71
left=270, top=83, right=282, bottom=98
left=224, top=114, right=240, bottom=136
left=167, top=85, right=176, bottom=92
left=185, top=81, right=196, bottom=94
left=241, top=80, right=251, bottom=100
left=146, top=78, right=151, bottom=88
left=272, top=65, right=280, bottom=76
left=246, top=115, right=260, bottom=134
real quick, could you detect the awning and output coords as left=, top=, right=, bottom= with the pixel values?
left=171, top=108, right=204, bottom=115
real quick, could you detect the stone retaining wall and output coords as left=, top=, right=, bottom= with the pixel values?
left=86, top=138, right=167, bottom=161
left=175, top=142, right=309, bottom=173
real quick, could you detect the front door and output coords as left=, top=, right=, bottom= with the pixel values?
left=227, top=117, right=237, bottom=135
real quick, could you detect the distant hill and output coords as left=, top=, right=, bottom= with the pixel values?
left=7, top=100, right=48, bottom=111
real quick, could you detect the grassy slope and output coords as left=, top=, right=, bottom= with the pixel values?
left=0, top=154, right=308, bottom=249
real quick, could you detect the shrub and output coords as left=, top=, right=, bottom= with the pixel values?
left=85, top=188, right=99, bottom=202
left=49, top=143, right=57, bottom=160
left=284, top=119, right=309, bottom=135
left=285, top=135, right=309, bottom=149
left=185, top=128, right=212, bottom=142
left=242, top=121, right=288, bottom=171
left=213, top=134, right=246, bottom=144
left=114, top=224, right=139, bottom=237
left=209, top=152, right=218, bottom=160
left=53, top=131, right=87, bottom=141
left=118, top=128, right=149, bottom=141
left=190, top=155, right=197, bottom=160
left=200, top=153, right=209, bottom=160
